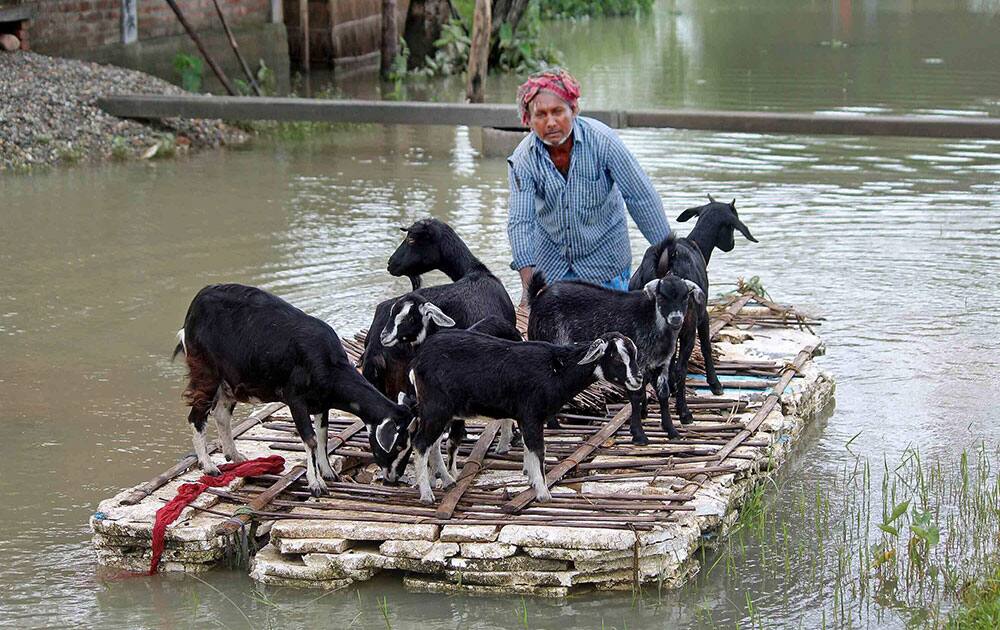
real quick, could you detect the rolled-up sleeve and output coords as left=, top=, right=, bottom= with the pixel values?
left=507, top=159, right=535, bottom=270
left=605, top=136, right=671, bottom=245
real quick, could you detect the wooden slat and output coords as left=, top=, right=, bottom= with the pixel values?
left=118, top=402, right=285, bottom=505
left=714, top=346, right=815, bottom=462
left=502, top=406, right=632, bottom=514
left=436, top=419, right=503, bottom=519
left=709, top=295, right=753, bottom=339
left=214, top=418, right=366, bottom=535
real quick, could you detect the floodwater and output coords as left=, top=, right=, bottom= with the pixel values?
left=2, top=0, right=999, bottom=627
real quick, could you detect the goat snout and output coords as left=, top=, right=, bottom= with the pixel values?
left=626, top=375, right=643, bottom=391
left=667, top=312, right=684, bottom=329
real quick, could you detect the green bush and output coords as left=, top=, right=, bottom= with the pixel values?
left=173, top=52, right=204, bottom=93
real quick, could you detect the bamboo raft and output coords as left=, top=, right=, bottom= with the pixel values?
left=90, top=293, right=835, bottom=595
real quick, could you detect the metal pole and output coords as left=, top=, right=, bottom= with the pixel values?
left=162, top=0, right=238, bottom=96
left=211, top=0, right=263, bottom=96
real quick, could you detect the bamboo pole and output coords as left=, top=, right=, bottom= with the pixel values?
left=436, top=419, right=503, bottom=519
left=162, top=0, right=238, bottom=96
left=211, top=0, right=262, bottom=96
left=380, top=0, right=398, bottom=78
left=299, top=0, right=309, bottom=71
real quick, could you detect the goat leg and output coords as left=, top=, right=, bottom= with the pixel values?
left=521, top=420, right=551, bottom=502
left=627, top=381, right=650, bottom=445
left=656, top=372, right=680, bottom=439
left=312, top=410, right=338, bottom=480
left=673, top=322, right=698, bottom=425
left=698, top=311, right=724, bottom=396
left=413, top=447, right=435, bottom=504
left=290, top=401, right=327, bottom=497
left=446, top=420, right=466, bottom=478
left=189, top=403, right=221, bottom=476
left=496, top=418, right=515, bottom=454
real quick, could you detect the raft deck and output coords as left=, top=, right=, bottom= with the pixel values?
left=91, top=293, right=834, bottom=595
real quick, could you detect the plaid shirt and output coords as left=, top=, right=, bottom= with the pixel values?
left=506, top=116, right=671, bottom=285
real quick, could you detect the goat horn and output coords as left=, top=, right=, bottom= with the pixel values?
left=731, top=198, right=736, bottom=207
left=707, top=193, right=716, bottom=203
left=398, top=227, right=409, bottom=232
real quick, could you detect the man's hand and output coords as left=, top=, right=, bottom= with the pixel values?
left=518, top=266, right=535, bottom=307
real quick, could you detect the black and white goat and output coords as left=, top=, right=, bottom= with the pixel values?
left=360, top=218, right=516, bottom=400
left=174, top=284, right=414, bottom=497
left=406, top=330, right=642, bottom=504
left=527, top=272, right=704, bottom=443
left=628, top=196, right=758, bottom=422
left=378, top=292, right=524, bottom=484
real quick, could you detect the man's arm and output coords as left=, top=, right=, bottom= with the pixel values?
left=507, top=161, right=536, bottom=304
left=605, top=136, right=671, bottom=244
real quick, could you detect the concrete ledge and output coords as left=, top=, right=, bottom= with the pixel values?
left=96, top=94, right=1000, bottom=139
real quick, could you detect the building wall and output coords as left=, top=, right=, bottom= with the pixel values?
left=26, top=0, right=271, bottom=55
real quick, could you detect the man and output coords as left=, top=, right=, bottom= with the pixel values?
left=507, top=68, right=671, bottom=302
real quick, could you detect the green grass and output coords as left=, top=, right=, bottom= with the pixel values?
left=948, top=563, right=1000, bottom=628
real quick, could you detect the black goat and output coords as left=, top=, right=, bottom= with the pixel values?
left=628, top=196, right=758, bottom=422
left=528, top=272, right=704, bottom=443
left=377, top=293, right=524, bottom=483
left=174, top=284, right=414, bottom=497
left=406, top=330, right=642, bottom=504
left=359, top=218, right=516, bottom=401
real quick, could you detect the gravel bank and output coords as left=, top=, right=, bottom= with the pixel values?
left=0, top=51, right=249, bottom=173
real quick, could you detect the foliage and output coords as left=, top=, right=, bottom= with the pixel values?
left=110, top=136, right=129, bottom=162
left=398, top=4, right=562, bottom=79
left=539, top=0, right=653, bottom=20
left=173, top=52, right=204, bottom=93
left=948, top=563, right=1000, bottom=629
left=235, top=59, right=277, bottom=96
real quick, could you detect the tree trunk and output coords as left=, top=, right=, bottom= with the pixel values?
left=403, top=0, right=451, bottom=69
left=488, top=0, right=530, bottom=65
left=381, top=0, right=399, bottom=78
left=465, top=0, right=491, bottom=102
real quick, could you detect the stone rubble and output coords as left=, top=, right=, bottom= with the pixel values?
left=0, top=51, right=248, bottom=173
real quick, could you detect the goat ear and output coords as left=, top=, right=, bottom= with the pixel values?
left=677, top=206, right=701, bottom=222
left=643, top=279, right=659, bottom=300
left=420, top=303, right=456, bottom=328
left=375, top=418, right=398, bottom=452
left=682, top=279, right=706, bottom=307
left=578, top=339, right=608, bottom=365
left=734, top=219, right=758, bottom=243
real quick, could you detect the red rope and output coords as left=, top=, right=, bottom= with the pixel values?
left=148, top=454, right=285, bottom=575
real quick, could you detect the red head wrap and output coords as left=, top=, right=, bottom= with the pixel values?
left=516, top=68, right=581, bottom=126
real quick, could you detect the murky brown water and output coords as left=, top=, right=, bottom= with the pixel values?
left=2, top=1, right=1000, bottom=627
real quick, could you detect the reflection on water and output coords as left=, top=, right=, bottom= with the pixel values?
left=2, top=1, right=1000, bottom=628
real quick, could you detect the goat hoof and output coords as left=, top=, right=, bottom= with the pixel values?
left=665, top=429, right=681, bottom=440
left=226, top=451, right=248, bottom=464
left=680, top=413, right=694, bottom=425
left=709, top=381, right=724, bottom=396
left=631, top=432, right=650, bottom=446
left=495, top=445, right=510, bottom=456
left=536, top=489, right=552, bottom=503
left=546, top=419, right=561, bottom=430
left=419, top=494, right=435, bottom=505
left=202, top=464, right=222, bottom=477
left=309, top=486, right=325, bottom=498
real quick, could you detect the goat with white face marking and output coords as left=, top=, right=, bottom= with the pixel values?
left=360, top=218, right=516, bottom=403
left=174, top=284, right=414, bottom=497
left=629, top=196, right=758, bottom=422
left=405, top=330, right=641, bottom=504
left=377, top=294, right=523, bottom=485
left=528, top=272, right=704, bottom=443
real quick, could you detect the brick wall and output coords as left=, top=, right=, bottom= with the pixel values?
left=27, top=0, right=270, bottom=55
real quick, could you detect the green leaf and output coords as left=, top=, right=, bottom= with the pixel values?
left=888, top=500, right=910, bottom=524
left=878, top=524, right=899, bottom=537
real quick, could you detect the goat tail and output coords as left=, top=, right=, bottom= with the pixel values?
left=171, top=329, right=187, bottom=362
left=526, top=270, right=548, bottom=307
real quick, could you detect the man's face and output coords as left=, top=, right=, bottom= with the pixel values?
left=529, top=91, right=575, bottom=146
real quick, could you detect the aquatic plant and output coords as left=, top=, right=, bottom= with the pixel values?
left=699, top=441, right=1000, bottom=627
